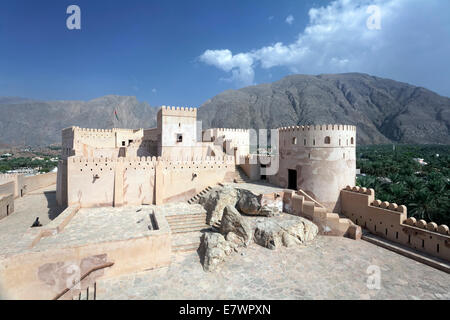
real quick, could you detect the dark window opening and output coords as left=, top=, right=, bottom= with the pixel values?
left=292, top=137, right=297, bottom=145
left=128, top=139, right=133, bottom=145
left=324, top=136, right=331, bottom=144
left=177, top=134, right=183, bottom=143
left=6, top=205, right=9, bottom=216
left=122, top=141, right=125, bottom=146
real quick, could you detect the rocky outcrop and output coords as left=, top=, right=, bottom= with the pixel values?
left=235, top=189, right=280, bottom=217
left=198, top=185, right=238, bottom=225
left=198, top=186, right=319, bottom=272
left=253, top=216, right=318, bottom=250
left=201, top=232, right=237, bottom=272
left=220, top=205, right=253, bottom=247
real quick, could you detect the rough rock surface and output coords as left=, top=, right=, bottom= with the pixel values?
left=198, top=186, right=238, bottom=225
left=235, top=189, right=277, bottom=217
left=253, top=215, right=318, bottom=250
left=201, top=232, right=236, bottom=272
left=220, top=205, right=253, bottom=247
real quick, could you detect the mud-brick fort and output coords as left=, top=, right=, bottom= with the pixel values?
left=0, top=106, right=448, bottom=300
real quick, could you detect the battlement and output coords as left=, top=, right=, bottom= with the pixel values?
left=404, top=217, right=449, bottom=236
left=0, top=173, right=22, bottom=180
left=215, top=128, right=250, bottom=133
left=341, top=185, right=450, bottom=262
left=344, top=185, right=406, bottom=214
left=278, top=124, right=356, bottom=132
left=158, top=106, right=197, bottom=117
left=71, top=127, right=143, bottom=133
left=69, top=155, right=235, bottom=165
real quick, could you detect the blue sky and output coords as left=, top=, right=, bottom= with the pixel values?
left=0, top=0, right=449, bottom=107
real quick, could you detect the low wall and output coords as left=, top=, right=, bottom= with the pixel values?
left=341, top=186, right=450, bottom=262
left=24, top=172, right=57, bottom=193
left=0, top=209, right=171, bottom=300
left=283, top=189, right=360, bottom=239
left=239, top=156, right=261, bottom=181
left=0, top=194, right=14, bottom=220
left=0, top=181, right=15, bottom=200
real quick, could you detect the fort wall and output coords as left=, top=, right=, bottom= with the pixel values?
left=203, top=128, right=251, bottom=159
left=65, top=155, right=235, bottom=208
left=0, top=194, right=14, bottom=220
left=24, top=172, right=57, bottom=193
left=341, top=186, right=450, bottom=262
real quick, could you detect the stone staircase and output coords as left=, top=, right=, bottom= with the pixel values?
left=287, top=190, right=361, bottom=239
left=234, top=166, right=251, bottom=183
left=166, top=213, right=210, bottom=253
left=187, top=186, right=213, bottom=204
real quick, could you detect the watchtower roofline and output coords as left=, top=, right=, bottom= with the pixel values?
left=158, top=106, right=197, bottom=118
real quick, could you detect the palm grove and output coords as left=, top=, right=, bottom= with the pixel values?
left=356, top=145, right=450, bottom=226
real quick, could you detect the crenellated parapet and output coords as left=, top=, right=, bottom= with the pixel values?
left=68, top=155, right=235, bottom=170
left=344, top=185, right=407, bottom=215
left=215, top=128, right=250, bottom=133
left=279, top=124, right=356, bottom=149
left=404, top=217, right=449, bottom=236
left=341, top=185, right=450, bottom=262
left=158, top=106, right=197, bottom=118
left=278, top=124, right=356, bottom=132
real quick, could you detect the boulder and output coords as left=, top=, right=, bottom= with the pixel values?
left=198, top=186, right=238, bottom=225
left=236, top=189, right=262, bottom=215
left=201, top=232, right=235, bottom=272
left=220, top=205, right=253, bottom=247
left=253, top=215, right=318, bottom=250
left=253, top=219, right=283, bottom=249
left=235, top=189, right=279, bottom=217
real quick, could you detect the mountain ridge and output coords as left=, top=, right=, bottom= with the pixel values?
left=0, top=73, right=449, bottom=146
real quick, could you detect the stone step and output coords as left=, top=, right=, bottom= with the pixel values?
left=170, top=223, right=208, bottom=231
left=171, top=232, right=203, bottom=245
left=167, top=218, right=206, bottom=225
left=168, top=218, right=206, bottom=226
left=172, top=242, right=200, bottom=253
left=166, top=214, right=207, bottom=220
left=339, top=218, right=351, bottom=226
left=170, top=222, right=208, bottom=230
left=171, top=225, right=211, bottom=234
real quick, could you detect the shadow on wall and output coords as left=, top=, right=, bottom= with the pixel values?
left=44, top=191, right=65, bottom=221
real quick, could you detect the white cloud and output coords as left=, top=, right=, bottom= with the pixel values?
left=285, top=15, right=294, bottom=25
left=199, top=0, right=450, bottom=96
left=268, top=16, right=274, bottom=21
left=152, top=88, right=157, bottom=93
left=199, top=49, right=255, bottom=86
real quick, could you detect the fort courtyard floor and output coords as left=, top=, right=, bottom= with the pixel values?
left=96, top=236, right=450, bottom=300
left=0, top=185, right=449, bottom=300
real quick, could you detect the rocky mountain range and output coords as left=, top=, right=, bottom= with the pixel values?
left=0, top=73, right=448, bottom=146
left=197, top=73, right=450, bottom=145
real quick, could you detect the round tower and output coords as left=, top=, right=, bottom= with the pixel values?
left=276, top=124, right=356, bottom=212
